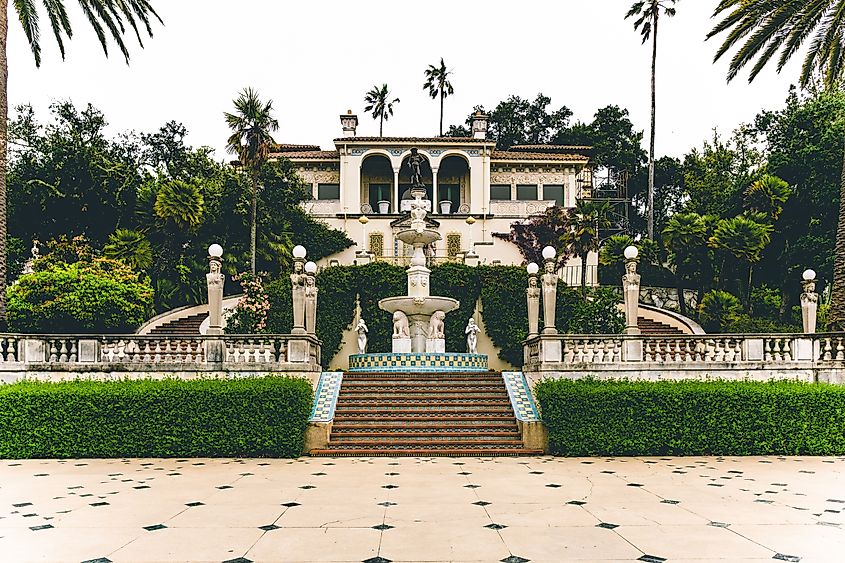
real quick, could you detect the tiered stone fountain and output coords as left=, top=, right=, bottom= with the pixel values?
left=348, top=160, right=488, bottom=372
left=378, top=184, right=459, bottom=354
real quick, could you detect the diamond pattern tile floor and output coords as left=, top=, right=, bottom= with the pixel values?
left=1, top=456, right=843, bottom=562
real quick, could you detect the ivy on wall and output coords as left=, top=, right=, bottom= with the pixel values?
left=258, top=263, right=624, bottom=368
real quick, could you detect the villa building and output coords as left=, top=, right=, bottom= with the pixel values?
left=277, top=112, right=599, bottom=283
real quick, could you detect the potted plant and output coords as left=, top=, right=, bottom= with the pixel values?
left=439, top=200, right=452, bottom=214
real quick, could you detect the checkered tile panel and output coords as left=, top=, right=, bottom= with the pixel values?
left=502, top=371, right=540, bottom=422
left=348, top=353, right=488, bottom=372
left=308, top=371, right=343, bottom=422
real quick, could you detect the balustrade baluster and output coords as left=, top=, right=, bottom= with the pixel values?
left=836, top=338, right=844, bottom=361
left=782, top=338, right=792, bottom=361
left=6, top=338, right=16, bottom=362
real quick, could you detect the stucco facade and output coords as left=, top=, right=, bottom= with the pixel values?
left=279, top=113, right=596, bottom=276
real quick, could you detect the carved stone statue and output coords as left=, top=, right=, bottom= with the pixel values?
left=305, top=274, right=318, bottom=335
left=31, top=239, right=40, bottom=260
left=407, top=148, right=425, bottom=187
left=410, top=200, right=427, bottom=234
left=526, top=275, right=540, bottom=338
left=541, top=259, right=558, bottom=335
left=801, top=277, right=819, bottom=334
left=355, top=319, right=369, bottom=354
left=291, top=260, right=308, bottom=334
left=206, top=255, right=226, bottom=335
left=428, top=311, right=446, bottom=339
left=622, top=259, right=641, bottom=335
left=392, top=311, right=410, bottom=339
left=465, top=318, right=481, bottom=354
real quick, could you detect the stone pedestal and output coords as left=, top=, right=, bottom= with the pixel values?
left=288, top=339, right=311, bottom=363
left=78, top=339, right=98, bottom=363
left=623, top=339, right=643, bottom=362
left=355, top=251, right=372, bottom=265
left=426, top=338, right=445, bottom=353
left=205, top=339, right=225, bottom=364
left=392, top=338, right=412, bottom=353
left=464, top=253, right=479, bottom=267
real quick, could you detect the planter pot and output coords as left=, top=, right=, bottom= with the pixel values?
left=439, top=200, right=452, bottom=214
left=377, top=200, right=391, bottom=214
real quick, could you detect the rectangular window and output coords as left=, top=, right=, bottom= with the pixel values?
left=490, top=185, right=511, bottom=201
left=544, top=184, right=564, bottom=207
left=317, top=183, right=340, bottom=200
left=517, top=184, right=538, bottom=201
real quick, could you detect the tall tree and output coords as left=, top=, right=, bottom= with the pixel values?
left=423, top=58, right=454, bottom=137
left=708, top=0, right=845, bottom=327
left=3, top=0, right=161, bottom=326
left=364, top=84, right=400, bottom=137
left=662, top=212, right=707, bottom=316
left=626, top=0, right=678, bottom=240
left=224, top=87, right=279, bottom=274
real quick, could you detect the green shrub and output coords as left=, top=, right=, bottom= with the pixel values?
left=698, top=289, right=743, bottom=332
left=0, top=377, right=312, bottom=458
left=431, top=263, right=482, bottom=352
left=8, top=257, right=154, bottom=333
left=479, top=265, right=529, bottom=366
left=354, top=262, right=407, bottom=354
left=536, top=379, right=845, bottom=456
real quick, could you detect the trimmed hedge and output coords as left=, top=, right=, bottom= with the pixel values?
left=0, top=377, right=313, bottom=458
left=536, top=379, right=845, bottom=456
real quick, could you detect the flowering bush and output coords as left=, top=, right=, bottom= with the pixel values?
left=225, top=272, right=270, bottom=333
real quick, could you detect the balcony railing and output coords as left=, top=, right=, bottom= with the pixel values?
left=489, top=200, right=557, bottom=216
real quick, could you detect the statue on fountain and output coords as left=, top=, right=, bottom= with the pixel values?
left=428, top=311, right=446, bottom=339
left=465, top=318, right=481, bottom=354
left=355, top=318, right=368, bottom=354
left=407, top=147, right=425, bottom=187
left=392, top=311, right=410, bottom=339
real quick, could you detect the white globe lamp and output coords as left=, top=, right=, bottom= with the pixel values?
left=624, top=246, right=639, bottom=260
left=541, top=246, right=556, bottom=260
left=803, top=269, right=816, bottom=281
left=304, top=261, right=317, bottom=274
left=527, top=262, right=539, bottom=275
left=292, top=245, right=307, bottom=259
left=208, top=243, right=223, bottom=258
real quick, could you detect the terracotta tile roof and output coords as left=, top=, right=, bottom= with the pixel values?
left=270, top=143, right=322, bottom=152
left=508, top=144, right=593, bottom=152
left=332, top=136, right=493, bottom=143
left=491, top=150, right=589, bottom=162
left=275, top=150, right=340, bottom=160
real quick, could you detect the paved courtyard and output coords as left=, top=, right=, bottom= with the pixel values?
left=1, top=456, right=844, bottom=562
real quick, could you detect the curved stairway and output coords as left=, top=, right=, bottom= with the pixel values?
left=310, top=370, right=542, bottom=457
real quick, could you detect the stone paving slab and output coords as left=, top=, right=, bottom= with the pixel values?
left=0, top=456, right=843, bottom=562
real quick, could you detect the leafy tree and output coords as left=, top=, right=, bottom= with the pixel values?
left=709, top=215, right=773, bottom=308
left=495, top=206, right=572, bottom=267
left=225, top=87, right=279, bottom=275
left=364, top=84, right=400, bottom=137
left=104, top=229, right=152, bottom=272
left=626, top=0, right=678, bottom=239
left=423, top=58, right=454, bottom=137
left=744, top=174, right=791, bottom=222
left=561, top=200, right=612, bottom=292
left=662, top=212, right=707, bottom=316
left=708, top=0, right=845, bottom=328
left=599, top=233, right=635, bottom=282
left=4, top=0, right=163, bottom=326
left=698, top=289, right=743, bottom=333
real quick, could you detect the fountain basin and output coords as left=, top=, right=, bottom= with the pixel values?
left=396, top=228, right=440, bottom=247
left=378, top=296, right=459, bottom=317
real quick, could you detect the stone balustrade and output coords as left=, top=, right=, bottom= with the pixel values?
left=0, top=334, right=322, bottom=383
left=523, top=333, right=845, bottom=385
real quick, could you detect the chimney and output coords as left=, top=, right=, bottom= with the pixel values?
left=471, top=111, right=490, bottom=140
left=340, top=110, right=358, bottom=137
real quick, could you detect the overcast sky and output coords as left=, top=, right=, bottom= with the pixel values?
left=8, top=1, right=804, bottom=160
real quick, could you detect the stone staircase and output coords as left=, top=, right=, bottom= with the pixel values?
left=148, top=313, right=208, bottom=335
left=310, top=370, right=541, bottom=457
left=637, top=316, right=683, bottom=335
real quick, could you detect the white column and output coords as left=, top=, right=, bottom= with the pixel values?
left=432, top=168, right=439, bottom=213
left=393, top=168, right=400, bottom=213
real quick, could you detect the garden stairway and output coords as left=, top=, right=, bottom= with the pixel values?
left=637, top=317, right=683, bottom=335
left=148, top=313, right=208, bottom=335
left=310, top=370, right=542, bottom=457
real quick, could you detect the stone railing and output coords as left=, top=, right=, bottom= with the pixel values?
left=489, top=200, right=556, bottom=217
left=4, top=334, right=321, bottom=376
left=523, top=333, right=845, bottom=384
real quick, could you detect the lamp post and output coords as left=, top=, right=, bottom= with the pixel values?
left=541, top=246, right=558, bottom=335
left=357, top=215, right=372, bottom=264
left=526, top=262, right=540, bottom=338
left=291, top=245, right=308, bottom=335
left=622, top=245, right=641, bottom=335
left=464, top=216, right=478, bottom=266
left=304, top=261, right=318, bottom=335
left=800, top=269, right=818, bottom=334
left=206, top=244, right=225, bottom=336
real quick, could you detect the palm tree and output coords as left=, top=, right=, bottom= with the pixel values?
left=744, top=174, right=792, bottom=222
left=153, top=179, right=205, bottom=231
left=2, top=0, right=162, bottom=326
left=224, top=87, right=279, bottom=274
left=562, top=200, right=612, bottom=293
left=709, top=215, right=773, bottom=309
left=423, top=58, right=454, bottom=137
left=364, top=84, right=400, bottom=137
left=626, top=0, right=678, bottom=241
left=707, top=1, right=845, bottom=327
left=104, top=229, right=153, bottom=272
left=662, top=212, right=707, bottom=316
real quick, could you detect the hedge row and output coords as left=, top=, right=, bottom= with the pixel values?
left=0, top=377, right=313, bottom=459
left=536, top=379, right=845, bottom=456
